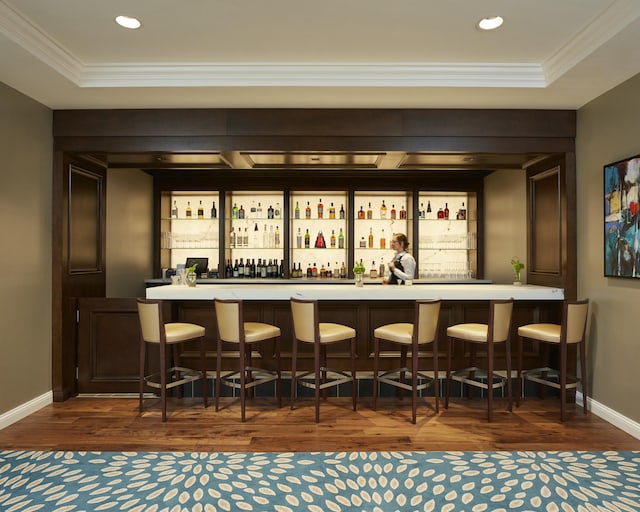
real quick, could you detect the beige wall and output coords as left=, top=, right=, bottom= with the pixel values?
left=106, top=169, right=154, bottom=298
left=0, top=83, right=52, bottom=414
left=484, top=169, right=528, bottom=283
left=577, top=73, right=640, bottom=423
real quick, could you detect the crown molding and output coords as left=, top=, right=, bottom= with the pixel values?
left=542, top=0, right=640, bottom=84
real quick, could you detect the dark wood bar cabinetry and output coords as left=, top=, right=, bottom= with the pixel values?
left=54, top=108, right=576, bottom=400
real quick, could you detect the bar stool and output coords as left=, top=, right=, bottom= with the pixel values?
left=517, top=299, right=589, bottom=421
left=213, top=298, right=282, bottom=422
left=290, top=297, right=357, bottom=423
left=445, top=298, right=513, bottom=422
left=373, top=299, right=441, bottom=424
left=136, top=298, right=208, bottom=422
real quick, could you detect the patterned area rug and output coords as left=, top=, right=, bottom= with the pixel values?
left=1, top=450, right=639, bottom=511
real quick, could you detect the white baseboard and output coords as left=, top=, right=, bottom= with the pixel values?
left=0, top=391, right=53, bottom=431
left=576, top=391, right=640, bottom=441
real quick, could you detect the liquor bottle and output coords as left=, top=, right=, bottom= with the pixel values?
left=231, top=203, right=238, bottom=219
left=239, top=205, right=245, bottom=219
left=297, top=262, right=303, bottom=278
left=335, top=261, right=341, bottom=279
left=296, top=227, right=302, bottom=249
left=320, top=262, right=327, bottom=278
left=210, top=200, right=217, bottom=219
left=329, top=202, right=336, bottom=219
left=326, top=262, right=332, bottom=278
left=263, top=224, right=269, bottom=248
left=367, top=202, right=373, bottom=220
left=171, top=200, right=178, bottom=219
left=419, top=202, right=425, bottom=219
left=312, top=263, right=318, bottom=278
left=186, top=201, right=192, bottom=218
left=261, top=260, right=268, bottom=278
left=359, top=236, right=366, bottom=248
left=280, top=259, right=285, bottom=278
left=379, top=258, right=385, bottom=279
left=390, top=204, right=396, bottom=220
left=315, top=230, right=326, bottom=248
left=238, top=258, right=244, bottom=278
left=317, top=198, right=324, bottom=219
left=304, top=228, right=310, bottom=248
left=426, top=200, right=432, bottom=219
left=437, top=207, right=444, bottom=219
left=229, top=227, right=236, bottom=248
left=250, top=259, right=256, bottom=278
left=250, top=200, right=257, bottom=218
left=444, top=202, right=449, bottom=219
left=306, top=263, right=312, bottom=278
left=233, top=259, right=239, bottom=278
left=380, top=228, right=386, bottom=249
left=243, top=227, right=249, bottom=247
left=358, top=206, right=365, bottom=219
left=269, top=225, right=275, bottom=248
left=338, top=228, right=345, bottom=249
left=274, top=226, right=281, bottom=248
left=274, top=202, right=281, bottom=219
left=339, top=204, right=345, bottom=219
left=457, top=201, right=467, bottom=220
left=340, top=261, right=347, bottom=278
left=267, top=204, right=274, bottom=219
left=330, top=229, right=336, bottom=248
left=225, top=259, right=233, bottom=278
left=244, top=258, right=251, bottom=277
left=368, top=227, right=374, bottom=248
left=380, top=200, right=387, bottom=219
left=253, top=222, right=259, bottom=247
left=197, top=201, right=204, bottom=219
left=305, top=201, right=311, bottom=219
left=294, top=201, right=300, bottom=219
left=399, top=205, right=407, bottom=220
left=256, top=202, right=263, bottom=217
left=370, top=260, right=378, bottom=278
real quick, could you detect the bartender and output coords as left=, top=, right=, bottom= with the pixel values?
left=387, top=233, right=416, bottom=284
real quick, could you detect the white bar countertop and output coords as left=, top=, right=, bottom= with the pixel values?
left=146, top=283, right=564, bottom=301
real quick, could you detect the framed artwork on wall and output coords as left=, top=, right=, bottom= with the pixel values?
left=604, top=154, right=640, bottom=278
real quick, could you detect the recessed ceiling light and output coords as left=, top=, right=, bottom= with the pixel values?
left=115, top=15, right=142, bottom=29
left=477, top=16, right=504, bottom=31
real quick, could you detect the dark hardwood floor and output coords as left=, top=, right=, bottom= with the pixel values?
left=0, top=396, right=638, bottom=452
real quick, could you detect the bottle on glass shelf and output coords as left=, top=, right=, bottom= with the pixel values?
left=359, top=236, right=366, bottom=248
left=243, top=227, right=249, bottom=247
left=171, top=200, right=178, bottom=219
left=210, top=200, right=217, bottom=219
left=186, top=201, right=193, bottom=218
left=320, top=263, right=327, bottom=278
left=367, top=202, right=373, bottom=220
left=250, top=200, right=257, bottom=218
left=306, top=263, right=312, bottom=278
left=294, top=201, right=300, bottom=219
left=305, top=201, right=311, bottom=219
left=390, top=204, right=397, bottom=219
left=368, top=227, right=374, bottom=248
left=274, top=226, right=281, bottom=248
left=239, top=205, right=245, bottom=219
left=267, top=204, right=274, bottom=219
left=256, top=202, right=263, bottom=217
left=426, top=200, right=432, bottom=219
left=274, top=202, right=281, bottom=219
left=419, top=202, right=425, bottom=219
left=253, top=223, right=259, bottom=247
left=330, top=229, right=336, bottom=248
left=312, top=263, right=318, bottom=278
left=370, top=260, right=378, bottom=278
left=296, top=227, right=302, bottom=248
left=263, top=224, right=268, bottom=248
left=379, top=258, right=385, bottom=279
left=329, top=202, right=336, bottom=219
left=380, top=229, right=386, bottom=249
left=233, top=259, right=239, bottom=278
left=334, top=261, right=341, bottom=279
left=380, top=200, right=387, bottom=219
left=339, top=203, right=345, bottom=219
left=437, top=207, right=444, bottom=220
left=230, top=227, right=236, bottom=248
left=225, top=259, right=233, bottom=278
left=399, top=205, right=407, bottom=220
left=326, top=262, right=332, bottom=278
left=338, top=227, right=345, bottom=249
left=315, top=230, right=326, bottom=248
left=317, top=198, right=324, bottom=218
left=197, top=201, right=204, bottom=219
left=358, top=206, right=365, bottom=219
left=457, top=202, right=467, bottom=220
left=304, top=228, right=310, bottom=248
left=444, top=202, right=449, bottom=219
left=231, top=203, right=238, bottom=219
left=269, top=225, right=275, bottom=248
left=340, top=262, right=347, bottom=278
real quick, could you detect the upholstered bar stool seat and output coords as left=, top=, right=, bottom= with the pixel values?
left=517, top=299, right=589, bottom=422
left=214, top=298, right=282, bottom=422
left=445, top=299, right=514, bottom=422
left=137, top=298, right=208, bottom=422
left=290, top=297, right=357, bottom=423
left=373, top=299, right=441, bottom=424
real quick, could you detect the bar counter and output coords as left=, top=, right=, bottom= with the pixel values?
left=146, top=282, right=564, bottom=301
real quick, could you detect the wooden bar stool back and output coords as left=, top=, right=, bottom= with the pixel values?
left=517, top=299, right=589, bottom=421
left=445, top=298, right=514, bottom=422
left=136, top=298, right=208, bottom=422
left=214, top=298, right=282, bottom=422
left=373, top=299, right=441, bottom=424
left=290, top=297, right=357, bottom=423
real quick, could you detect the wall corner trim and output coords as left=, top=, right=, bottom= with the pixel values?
left=0, top=392, right=53, bottom=431
left=577, top=391, right=640, bottom=441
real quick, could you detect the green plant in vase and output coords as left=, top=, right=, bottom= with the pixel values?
left=186, top=263, right=198, bottom=287
left=511, top=257, right=524, bottom=284
left=353, top=259, right=365, bottom=286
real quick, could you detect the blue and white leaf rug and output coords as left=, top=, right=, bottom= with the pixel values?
left=1, top=450, right=639, bottom=511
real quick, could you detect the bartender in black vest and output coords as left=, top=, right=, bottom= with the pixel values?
left=386, top=233, right=416, bottom=285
